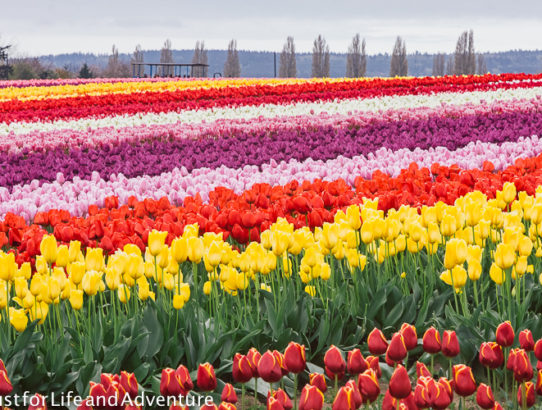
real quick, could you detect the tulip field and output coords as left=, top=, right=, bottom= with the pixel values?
left=3, top=73, right=542, bottom=409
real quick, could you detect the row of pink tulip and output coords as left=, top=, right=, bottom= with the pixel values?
left=1, top=86, right=541, bottom=154
left=0, top=133, right=540, bottom=222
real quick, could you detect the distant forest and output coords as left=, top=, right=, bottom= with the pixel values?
left=39, top=49, right=542, bottom=78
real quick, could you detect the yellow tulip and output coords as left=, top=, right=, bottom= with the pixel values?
left=304, top=285, right=316, bottom=297
left=236, top=272, right=249, bottom=290
left=360, top=219, right=374, bottom=244
left=18, top=262, right=31, bottom=280
left=331, top=241, right=346, bottom=260
left=346, top=205, right=361, bottom=230
left=443, top=239, right=468, bottom=270
left=502, top=182, right=517, bottom=204
left=68, top=262, right=85, bottom=285
left=173, top=294, right=185, bottom=310
left=320, top=264, right=331, bottom=281
left=105, top=268, right=121, bottom=291
left=518, top=236, right=533, bottom=256
left=118, top=284, right=131, bottom=303
left=55, top=245, right=69, bottom=267
left=187, top=237, right=204, bottom=263
left=440, top=214, right=457, bottom=237
left=182, top=223, right=199, bottom=239
left=68, top=240, right=81, bottom=262
left=203, top=281, right=212, bottom=295
left=468, top=261, right=482, bottom=281
left=14, top=277, right=28, bottom=299
left=440, top=265, right=467, bottom=289
left=30, top=274, right=44, bottom=297
left=0, top=252, right=16, bottom=282
left=69, top=289, right=84, bottom=310
left=125, top=254, right=144, bottom=279
left=148, top=230, right=168, bottom=257
left=123, top=243, right=141, bottom=256
left=9, top=308, right=28, bottom=332
left=494, top=243, right=515, bottom=270
left=489, top=263, right=505, bottom=285
left=320, top=223, right=339, bottom=250
left=162, top=273, right=175, bottom=291
left=82, top=271, right=103, bottom=296
left=171, top=237, right=188, bottom=263
left=205, top=241, right=222, bottom=268
left=40, top=234, right=58, bottom=264
left=29, top=301, right=49, bottom=324
left=85, top=248, right=104, bottom=272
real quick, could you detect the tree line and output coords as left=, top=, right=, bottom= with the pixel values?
left=2, top=30, right=492, bottom=80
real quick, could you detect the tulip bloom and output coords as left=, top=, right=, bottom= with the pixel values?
left=387, top=332, right=408, bottom=362
left=517, top=382, right=535, bottom=407
left=357, top=369, right=380, bottom=404
left=309, top=373, right=327, bottom=393
left=221, top=383, right=238, bottom=404
left=389, top=364, right=412, bottom=399
left=232, top=353, right=253, bottom=383
left=441, top=330, right=460, bottom=357
left=514, top=349, right=534, bottom=383
left=299, top=385, right=324, bottom=410
left=347, top=348, right=368, bottom=375
left=422, top=327, right=441, bottom=354
left=367, top=328, right=388, bottom=355
left=268, top=389, right=292, bottom=410
left=197, top=363, right=217, bottom=391
left=520, top=329, right=535, bottom=351
left=476, top=384, right=495, bottom=409
left=413, top=377, right=431, bottom=408
left=324, top=345, right=346, bottom=378
left=332, top=385, right=356, bottom=410
left=120, top=371, right=138, bottom=398
left=365, top=356, right=382, bottom=379
left=416, top=361, right=432, bottom=378
left=258, top=350, right=283, bottom=383
left=400, top=323, right=418, bottom=351
left=0, top=359, right=13, bottom=396
left=345, top=379, right=363, bottom=408
left=267, top=397, right=285, bottom=410
left=479, top=342, right=504, bottom=369
left=28, top=393, right=47, bottom=410
left=218, top=403, right=236, bottom=410
left=496, top=321, right=515, bottom=347
left=428, top=378, right=453, bottom=410
left=247, top=348, right=262, bottom=377
left=284, top=342, right=306, bottom=374
left=535, top=339, right=542, bottom=361
left=452, top=364, right=477, bottom=396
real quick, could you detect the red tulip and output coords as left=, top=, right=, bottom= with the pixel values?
left=476, top=384, right=495, bottom=409
left=520, top=329, right=535, bottom=351
left=479, top=342, right=503, bottom=369
left=258, top=350, right=283, bottom=383
left=221, top=383, right=238, bottom=404
left=441, top=330, right=460, bottom=358
left=428, top=378, right=453, bottom=410
left=422, top=327, right=441, bottom=354
left=536, top=370, right=542, bottom=396
left=284, top=342, right=306, bottom=374
left=416, top=362, right=431, bottom=378
left=267, top=389, right=292, bottom=410
left=76, top=399, right=93, bottom=410
left=493, top=403, right=504, bottom=410
left=514, top=349, right=534, bottom=383
left=508, top=348, right=520, bottom=371
left=309, top=373, right=327, bottom=393
left=389, top=365, right=412, bottom=399
left=299, top=384, right=324, bottom=410
left=247, top=348, right=262, bottom=377
left=496, top=321, right=515, bottom=347
left=232, top=353, right=253, bottom=383
left=0, top=360, right=13, bottom=396
left=345, top=379, right=363, bottom=408
left=273, top=350, right=288, bottom=376
left=452, top=364, right=477, bottom=396
left=324, top=345, right=346, bottom=377
left=413, top=377, right=431, bottom=408
left=517, top=382, right=536, bottom=407
left=535, top=339, right=542, bottom=361
left=365, top=356, right=382, bottom=378
left=197, top=363, right=217, bottom=391
left=218, top=403, right=236, bottom=410
left=400, top=323, right=418, bottom=351
left=28, top=393, right=47, bottom=410
left=267, top=397, right=285, bottom=410
left=89, top=381, right=108, bottom=404
left=347, top=348, right=367, bottom=375
left=332, top=385, right=356, bottom=410
left=367, top=328, right=388, bottom=355
left=538, top=360, right=542, bottom=371
left=120, top=371, right=138, bottom=399
left=357, top=369, right=380, bottom=404
left=200, top=405, right=219, bottom=410
left=387, top=333, right=408, bottom=362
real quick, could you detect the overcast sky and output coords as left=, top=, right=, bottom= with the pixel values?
left=2, top=0, right=542, bottom=56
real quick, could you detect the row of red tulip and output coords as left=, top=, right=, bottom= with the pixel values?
left=3, top=152, right=542, bottom=268
left=2, top=321, right=542, bottom=409
left=2, top=73, right=540, bottom=125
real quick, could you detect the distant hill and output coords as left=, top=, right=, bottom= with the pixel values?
left=39, top=49, right=542, bottom=78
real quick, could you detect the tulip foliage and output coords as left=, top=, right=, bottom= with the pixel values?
left=3, top=73, right=542, bottom=406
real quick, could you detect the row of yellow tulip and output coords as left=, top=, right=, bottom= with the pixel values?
left=1, top=183, right=541, bottom=334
